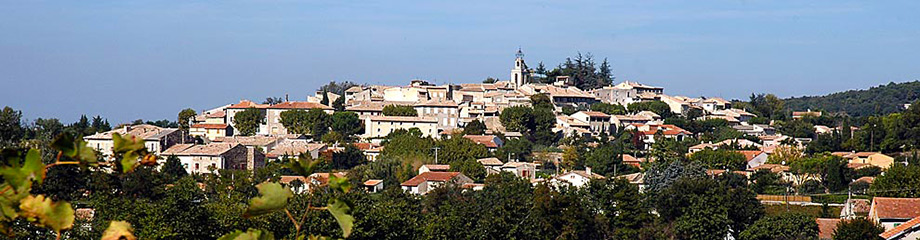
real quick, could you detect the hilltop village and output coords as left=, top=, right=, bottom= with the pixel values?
left=5, top=50, right=919, bottom=239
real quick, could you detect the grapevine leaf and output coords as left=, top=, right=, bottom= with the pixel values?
left=217, top=228, right=275, bottom=240
left=112, top=133, right=145, bottom=153
left=0, top=149, right=43, bottom=193
left=285, top=154, right=321, bottom=178
left=328, top=174, right=352, bottom=193
left=121, top=151, right=140, bottom=173
left=22, top=149, right=44, bottom=184
left=0, top=183, right=29, bottom=221
left=327, top=198, right=355, bottom=238
left=101, top=221, right=136, bottom=240
left=50, top=133, right=97, bottom=166
left=18, top=195, right=74, bottom=232
left=244, top=182, right=293, bottom=218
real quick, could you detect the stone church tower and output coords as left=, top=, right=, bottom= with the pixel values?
left=511, top=48, right=531, bottom=88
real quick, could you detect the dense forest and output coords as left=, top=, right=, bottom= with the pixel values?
left=784, top=81, right=920, bottom=117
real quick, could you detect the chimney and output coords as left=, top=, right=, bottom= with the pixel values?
left=285, top=94, right=289, bottom=102
left=124, top=126, right=131, bottom=132
left=585, top=167, right=592, bottom=176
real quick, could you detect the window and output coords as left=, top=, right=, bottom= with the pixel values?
left=195, top=163, right=200, bottom=170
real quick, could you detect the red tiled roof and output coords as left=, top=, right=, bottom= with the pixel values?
left=854, top=176, right=875, bottom=184
left=737, top=150, right=765, bottom=161
left=206, top=111, right=226, bottom=118
left=280, top=176, right=307, bottom=184
left=872, top=197, right=920, bottom=220
left=463, top=135, right=500, bottom=148
left=227, top=100, right=268, bottom=109
left=816, top=218, right=841, bottom=240
left=191, top=123, right=228, bottom=129
left=880, top=215, right=920, bottom=239
left=847, top=163, right=872, bottom=169
left=422, top=164, right=451, bottom=171
left=401, top=172, right=461, bottom=186
left=363, top=179, right=383, bottom=186
left=579, top=111, right=611, bottom=118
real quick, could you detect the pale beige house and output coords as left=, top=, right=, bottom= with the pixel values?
left=162, top=143, right=257, bottom=174
left=84, top=124, right=184, bottom=159
left=266, top=139, right=327, bottom=160
left=570, top=111, right=611, bottom=135
left=414, top=100, right=460, bottom=129
left=362, top=116, right=439, bottom=139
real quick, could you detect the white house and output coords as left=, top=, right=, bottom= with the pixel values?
left=400, top=172, right=473, bottom=195
left=84, top=124, right=184, bottom=159
left=551, top=168, right=605, bottom=188
left=162, top=143, right=256, bottom=174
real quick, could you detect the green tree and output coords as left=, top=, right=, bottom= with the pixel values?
left=382, top=105, right=418, bottom=116
left=330, top=111, right=362, bottom=137
left=232, top=108, right=265, bottom=136
left=689, top=149, right=748, bottom=170
left=332, top=95, right=345, bottom=111
left=0, top=106, right=24, bottom=145
left=462, top=120, right=486, bottom=135
left=627, top=100, right=672, bottom=117
left=532, top=108, right=557, bottom=145
left=530, top=94, right=553, bottom=110
left=162, top=155, right=187, bottom=181
left=280, top=108, right=329, bottom=136
left=499, top=106, right=533, bottom=133
left=583, top=179, right=651, bottom=239
left=332, top=144, right=367, bottom=170
left=177, top=108, right=197, bottom=132
left=436, top=137, right=490, bottom=165
left=739, top=212, right=818, bottom=240
left=590, top=102, right=626, bottom=115
left=584, top=144, right=624, bottom=176
left=870, top=163, right=920, bottom=197
left=832, top=218, right=884, bottom=240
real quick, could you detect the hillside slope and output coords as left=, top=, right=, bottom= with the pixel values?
left=784, top=81, right=920, bottom=117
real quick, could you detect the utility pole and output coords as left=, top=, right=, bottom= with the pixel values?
left=432, top=147, right=441, bottom=164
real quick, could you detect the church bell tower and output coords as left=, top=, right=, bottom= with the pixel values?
left=511, top=48, right=530, bottom=88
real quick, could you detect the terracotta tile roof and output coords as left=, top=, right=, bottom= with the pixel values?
left=363, top=179, right=383, bottom=186
left=84, top=124, right=178, bottom=141
left=578, top=111, right=611, bottom=118
left=816, top=218, right=841, bottom=240
left=206, top=111, right=226, bottom=118
left=880, top=215, right=920, bottom=239
left=736, top=150, right=765, bottom=161
left=269, top=101, right=333, bottom=110
left=227, top=100, right=270, bottom=109
left=345, top=86, right=365, bottom=93
left=847, top=163, right=872, bottom=169
left=191, top=123, right=228, bottom=129
left=463, top=135, right=500, bottom=148
left=163, top=143, right=239, bottom=156
left=212, top=136, right=282, bottom=146
left=352, top=142, right=379, bottom=150
left=461, top=183, right=485, bottom=189
left=280, top=176, right=307, bottom=184
left=622, top=154, right=640, bottom=163
left=477, top=157, right=504, bottom=166
left=832, top=152, right=856, bottom=158
left=308, top=172, right=347, bottom=186
left=267, top=140, right=326, bottom=158
left=854, top=176, right=875, bottom=184
left=750, top=164, right=790, bottom=173
left=855, top=152, right=883, bottom=157
left=401, top=172, right=462, bottom=186
left=422, top=164, right=451, bottom=171
left=872, top=197, right=920, bottom=220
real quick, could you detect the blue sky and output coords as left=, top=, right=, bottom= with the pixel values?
left=2, top=1, right=919, bottom=124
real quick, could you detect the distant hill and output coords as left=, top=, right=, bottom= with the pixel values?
left=784, top=81, right=920, bottom=117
